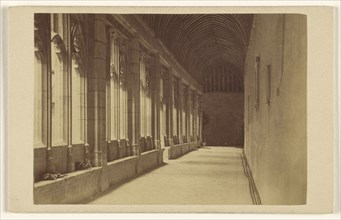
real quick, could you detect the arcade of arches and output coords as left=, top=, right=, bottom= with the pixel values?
left=34, top=13, right=307, bottom=205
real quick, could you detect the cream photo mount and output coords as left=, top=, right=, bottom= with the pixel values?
left=6, top=6, right=336, bottom=214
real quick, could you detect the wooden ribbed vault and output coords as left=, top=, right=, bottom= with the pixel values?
left=139, top=14, right=253, bottom=86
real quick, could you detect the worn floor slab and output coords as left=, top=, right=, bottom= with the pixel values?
left=88, top=146, right=253, bottom=205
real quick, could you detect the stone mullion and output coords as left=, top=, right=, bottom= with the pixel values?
left=65, top=14, right=74, bottom=172
left=82, top=16, right=90, bottom=165
left=45, top=14, right=54, bottom=173
left=105, top=31, right=112, bottom=147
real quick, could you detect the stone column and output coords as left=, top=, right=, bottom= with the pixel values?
left=198, top=95, right=203, bottom=143
left=167, top=69, right=174, bottom=146
left=191, top=90, right=194, bottom=142
left=44, top=14, right=53, bottom=173
left=175, top=80, right=180, bottom=144
left=65, top=14, right=75, bottom=172
left=127, top=34, right=141, bottom=156
left=151, top=54, right=161, bottom=149
left=183, top=84, right=188, bottom=143
left=178, top=79, right=183, bottom=144
left=193, top=92, right=197, bottom=142
left=87, top=15, right=107, bottom=167
left=186, top=86, right=191, bottom=142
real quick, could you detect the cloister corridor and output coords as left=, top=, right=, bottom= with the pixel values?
left=87, top=147, right=253, bottom=205
left=32, top=13, right=307, bottom=206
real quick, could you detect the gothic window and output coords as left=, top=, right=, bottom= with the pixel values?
left=160, top=69, right=167, bottom=146
left=140, top=52, right=152, bottom=137
left=108, top=31, right=118, bottom=140
left=51, top=34, right=67, bottom=146
left=107, top=30, right=128, bottom=141
left=119, top=40, right=128, bottom=139
left=109, top=32, right=118, bottom=140
left=71, top=16, right=86, bottom=144
left=34, top=15, right=48, bottom=148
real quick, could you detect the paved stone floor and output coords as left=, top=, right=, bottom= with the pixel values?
left=88, top=146, right=253, bottom=205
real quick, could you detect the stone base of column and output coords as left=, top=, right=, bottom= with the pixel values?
left=84, top=143, right=90, bottom=163
left=155, top=139, right=161, bottom=149
left=92, top=150, right=103, bottom=167
left=132, top=144, right=140, bottom=156
left=46, top=147, right=55, bottom=173
left=168, top=138, right=174, bottom=146
left=67, top=145, right=75, bottom=172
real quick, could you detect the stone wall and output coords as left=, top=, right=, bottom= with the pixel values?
left=244, top=14, right=307, bottom=205
left=202, top=92, right=244, bottom=146
left=34, top=150, right=163, bottom=204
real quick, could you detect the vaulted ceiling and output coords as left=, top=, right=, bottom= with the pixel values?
left=139, top=14, right=254, bottom=85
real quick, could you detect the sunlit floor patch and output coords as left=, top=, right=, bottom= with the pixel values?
left=88, top=146, right=253, bottom=205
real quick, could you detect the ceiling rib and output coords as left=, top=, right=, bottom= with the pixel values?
left=139, top=14, right=253, bottom=85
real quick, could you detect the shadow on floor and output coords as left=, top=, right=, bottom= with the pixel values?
left=79, top=162, right=169, bottom=204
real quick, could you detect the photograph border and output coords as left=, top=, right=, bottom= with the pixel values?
left=2, top=2, right=339, bottom=217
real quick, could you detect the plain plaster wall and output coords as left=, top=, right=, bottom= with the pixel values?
left=244, top=14, right=307, bottom=205
left=202, top=92, right=244, bottom=146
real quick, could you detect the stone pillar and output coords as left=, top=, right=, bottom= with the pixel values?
left=168, top=69, right=174, bottom=146
left=183, top=84, right=188, bottom=143
left=65, top=14, right=75, bottom=172
left=193, top=92, right=197, bottom=142
left=178, top=79, right=183, bottom=144
left=186, top=86, right=191, bottom=142
left=87, top=15, right=107, bottom=167
left=164, top=70, right=169, bottom=146
left=44, top=14, right=53, bottom=173
left=191, top=90, right=194, bottom=142
left=127, top=34, right=141, bottom=156
left=175, top=79, right=180, bottom=144
left=198, top=95, right=203, bottom=143
left=151, top=54, right=161, bottom=149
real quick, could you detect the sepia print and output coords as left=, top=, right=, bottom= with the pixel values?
left=32, top=12, right=308, bottom=206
